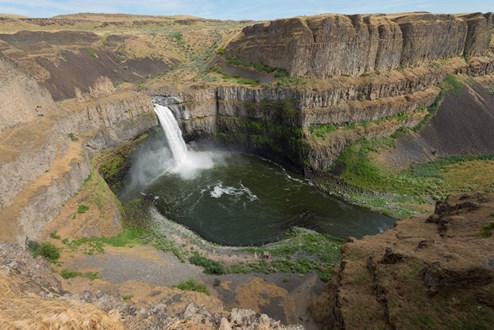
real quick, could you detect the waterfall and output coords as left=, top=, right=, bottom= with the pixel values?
left=153, top=104, right=188, bottom=167
left=153, top=103, right=215, bottom=178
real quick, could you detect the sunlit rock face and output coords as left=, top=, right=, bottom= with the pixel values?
left=225, top=13, right=492, bottom=78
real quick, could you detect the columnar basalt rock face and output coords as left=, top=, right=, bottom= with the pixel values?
left=461, top=13, right=493, bottom=56
left=396, top=14, right=468, bottom=66
left=225, top=12, right=492, bottom=78
left=305, top=15, right=403, bottom=76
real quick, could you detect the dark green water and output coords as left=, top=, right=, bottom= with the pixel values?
left=121, top=138, right=395, bottom=246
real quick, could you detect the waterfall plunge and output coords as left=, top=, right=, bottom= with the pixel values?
left=154, top=104, right=189, bottom=166
left=153, top=104, right=214, bottom=179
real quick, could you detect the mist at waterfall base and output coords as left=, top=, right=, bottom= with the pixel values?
left=120, top=105, right=395, bottom=246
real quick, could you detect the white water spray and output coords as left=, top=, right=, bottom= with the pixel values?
left=153, top=104, right=215, bottom=178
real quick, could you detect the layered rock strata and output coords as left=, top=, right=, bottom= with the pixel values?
left=225, top=13, right=493, bottom=78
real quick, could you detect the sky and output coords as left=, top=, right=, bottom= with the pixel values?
left=0, top=0, right=492, bottom=20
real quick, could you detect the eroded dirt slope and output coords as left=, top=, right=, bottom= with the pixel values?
left=385, top=81, right=494, bottom=168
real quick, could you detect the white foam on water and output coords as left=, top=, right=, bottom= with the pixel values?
left=209, top=182, right=258, bottom=202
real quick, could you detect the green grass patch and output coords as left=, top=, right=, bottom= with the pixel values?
left=60, top=269, right=82, bottom=279
left=63, top=227, right=145, bottom=255
left=77, top=205, right=89, bottom=214
left=49, top=231, right=61, bottom=240
left=205, top=67, right=260, bottom=86
left=226, top=56, right=289, bottom=78
left=309, top=124, right=338, bottom=139
left=174, top=279, right=209, bottom=295
left=170, top=32, right=186, bottom=46
left=232, top=230, right=341, bottom=281
left=85, top=47, right=97, bottom=58
left=121, top=294, right=133, bottom=301
left=99, top=227, right=145, bottom=247
left=84, top=271, right=101, bottom=281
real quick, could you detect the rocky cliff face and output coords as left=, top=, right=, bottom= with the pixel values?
left=171, top=54, right=494, bottom=172
left=309, top=192, right=494, bottom=329
left=225, top=13, right=492, bottom=78
left=0, top=55, right=55, bottom=133
left=0, top=86, right=156, bottom=243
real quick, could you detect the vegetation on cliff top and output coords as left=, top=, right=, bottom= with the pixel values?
left=319, top=75, right=494, bottom=218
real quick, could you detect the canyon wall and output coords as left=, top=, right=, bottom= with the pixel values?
left=225, top=13, right=493, bottom=78
left=0, top=63, right=156, bottom=243
left=174, top=54, right=494, bottom=172
left=1, top=11, right=494, bottom=243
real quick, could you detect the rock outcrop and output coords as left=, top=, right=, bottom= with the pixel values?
left=0, top=55, right=55, bottom=133
left=225, top=13, right=493, bottom=78
left=309, top=192, right=494, bottom=329
left=0, top=242, right=303, bottom=329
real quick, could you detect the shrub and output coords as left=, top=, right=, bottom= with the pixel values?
left=481, top=223, right=494, bottom=238
left=189, top=255, right=225, bottom=275
left=174, top=279, right=209, bottom=295
left=68, top=133, right=78, bottom=141
left=49, top=231, right=61, bottom=239
left=29, top=241, right=61, bottom=262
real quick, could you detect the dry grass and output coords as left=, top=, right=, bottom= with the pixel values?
left=0, top=269, right=125, bottom=329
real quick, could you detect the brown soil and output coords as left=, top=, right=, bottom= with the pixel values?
left=40, top=170, right=123, bottom=240
left=310, top=191, right=494, bottom=329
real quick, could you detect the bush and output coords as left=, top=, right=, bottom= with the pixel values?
left=60, top=269, right=82, bottom=279
left=481, top=223, right=494, bottom=237
left=29, top=241, right=61, bottom=262
left=68, top=133, right=79, bottom=141
left=174, top=279, right=209, bottom=295
left=189, top=255, right=225, bottom=275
